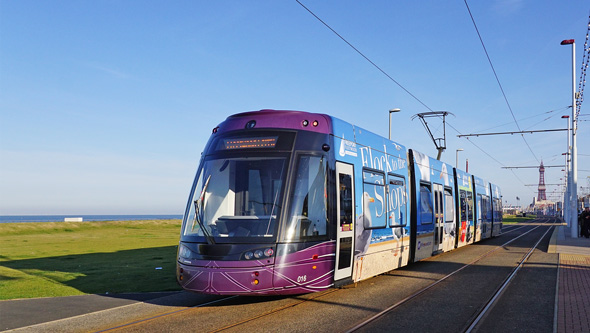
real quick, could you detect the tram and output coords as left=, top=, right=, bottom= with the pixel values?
left=176, top=110, right=502, bottom=295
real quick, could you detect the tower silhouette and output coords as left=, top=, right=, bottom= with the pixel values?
left=537, top=161, right=547, bottom=201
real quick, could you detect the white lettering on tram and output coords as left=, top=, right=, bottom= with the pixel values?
left=359, top=145, right=406, bottom=173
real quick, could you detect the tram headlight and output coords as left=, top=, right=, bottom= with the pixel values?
left=178, top=244, right=194, bottom=260
left=254, top=250, right=264, bottom=259
left=242, top=247, right=275, bottom=260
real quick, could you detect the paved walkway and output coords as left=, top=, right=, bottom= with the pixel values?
left=550, top=225, right=590, bottom=333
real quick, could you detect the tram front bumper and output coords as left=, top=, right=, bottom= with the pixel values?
left=177, top=260, right=276, bottom=295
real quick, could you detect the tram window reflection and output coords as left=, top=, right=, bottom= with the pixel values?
left=285, top=155, right=328, bottom=241
left=183, top=156, right=286, bottom=241
left=420, top=184, right=433, bottom=224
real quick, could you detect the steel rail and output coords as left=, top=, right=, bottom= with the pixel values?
left=346, top=223, right=545, bottom=332
left=97, top=289, right=341, bottom=332
left=95, top=295, right=240, bottom=332
left=98, top=219, right=554, bottom=333
left=464, top=222, right=555, bottom=332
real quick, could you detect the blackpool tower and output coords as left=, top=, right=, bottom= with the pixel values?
left=537, top=161, right=547, bottom=201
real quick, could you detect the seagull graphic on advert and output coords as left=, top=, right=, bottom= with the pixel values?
left=355, top=192, right=374, bottom=257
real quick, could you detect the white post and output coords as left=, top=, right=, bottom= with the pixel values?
left=561, top=39, right=577, bottom=237
left=563, top=115, right=571, bottom=227
left=570, top=41, right=578, bottom=238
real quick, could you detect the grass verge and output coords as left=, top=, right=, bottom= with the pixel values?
left=502, top=214, right=538, bottom=224
left=0, top=219, right=182, bottom=300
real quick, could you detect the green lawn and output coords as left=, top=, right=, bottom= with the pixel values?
left=502, top=214, right=538, bottom=224
left=0, top=219, right=183, bottom=300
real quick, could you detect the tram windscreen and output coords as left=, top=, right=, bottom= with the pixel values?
left=184, top=156, right=286, bottom=242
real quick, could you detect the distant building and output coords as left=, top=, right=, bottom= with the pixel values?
left=537, top=161, right=547, bottom=201
left=531, top=196, right=556, bottom=216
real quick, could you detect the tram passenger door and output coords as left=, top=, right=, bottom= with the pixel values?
left=433, top=184, right=444, bottom=253
left=334, top=162, right=355, bottom=283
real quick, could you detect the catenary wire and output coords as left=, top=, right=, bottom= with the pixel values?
left=295, top=0, right=433, bottom=112
left=463, top=0, right=540, bottom=164
left=295, top=0, right=537, bottom=192
left=474, top=106, right=569, bottom=133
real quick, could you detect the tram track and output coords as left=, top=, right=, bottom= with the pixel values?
left=95, top=295, right=240, bottom=332
left=348, top=217, right=558, bottom=333
left=93, top=219, right=559, bottom=333
left=463, top=224, right=554, bottom=332
left=346, top=220, right=554, bottom=332
left=95, top=289, right=344, bottom=332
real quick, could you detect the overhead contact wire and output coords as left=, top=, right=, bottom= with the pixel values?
left=295, top=0, right=433, bottom=112
left=463, top=0, right=540, bottom=164
left=296, top=0, right=532, bottom=190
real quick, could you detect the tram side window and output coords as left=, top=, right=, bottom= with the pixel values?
left=467, top=191, right=474, bottom=222
left=493, top=199, right=502, bottom=221
left=460, top=190, right=467, bottom=222
left=476, top=194, right=483, bottom=221
left=388, top=175, right=407, bottom=227
left=419, top=184, right=433, bottom=224
left=482, top=195, right=491, bottom=222
left=444, top=189, right=454, bottom=223
left=285, top=155, right=328, bottom=241
left=339, top=174, right=353, bottom=230
left=363, top=170, right=386, bottom=229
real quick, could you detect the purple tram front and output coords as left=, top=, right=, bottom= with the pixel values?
left=177, top=110, right=338, bottom=295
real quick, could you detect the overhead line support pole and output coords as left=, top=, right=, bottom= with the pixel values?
left=561, top=38, right=578, bottom=238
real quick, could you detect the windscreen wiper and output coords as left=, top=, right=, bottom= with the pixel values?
left=192, top=175, right=215, bottom=244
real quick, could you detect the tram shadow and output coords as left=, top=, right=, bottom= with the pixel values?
left=379, top=232, right=557, bottom=284
left=2, top=245, right=309, bottom=307
left=1, top=245, right=181, bottom=300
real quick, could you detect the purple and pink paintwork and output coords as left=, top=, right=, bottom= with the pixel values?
left=178, top=241, right=336, bottom=295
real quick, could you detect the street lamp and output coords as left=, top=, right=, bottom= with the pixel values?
left=561, top=38, right=578, bottom=238
left=388, top=108, right=401, bottom=140
left=456, top=148, right=464, bottom=169
left=389, top=109, right=401, bottom=140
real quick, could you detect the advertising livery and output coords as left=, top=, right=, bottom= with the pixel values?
left=176, top=110, right=502, bottom=295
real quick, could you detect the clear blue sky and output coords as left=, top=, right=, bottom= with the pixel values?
left=1, top=1, right=589, bottom=215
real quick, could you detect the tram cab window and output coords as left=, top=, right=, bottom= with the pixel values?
left=419, top=184, right=433, bottom=224
left=284, top=155, right=327, bottom=241
left=362, top=170, right=386, bottom=229
left=183, top=156, right=286, bottom=242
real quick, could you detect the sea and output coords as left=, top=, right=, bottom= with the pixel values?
left=0, top=215, right=183, bottom=223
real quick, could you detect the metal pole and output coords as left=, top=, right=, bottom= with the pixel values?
left=389, top=113, right=391, bottom=140
left=389, top=108, right=400, bottom=140
left=456, top=148, right=463, bottom=169
left=561, top=116, right=572, bottom=227
left=571, top=41, right=578, bottom=238
left=561, top=39, right=577, bottom=237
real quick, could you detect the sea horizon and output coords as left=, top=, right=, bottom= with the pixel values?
left=0, top=214, right=184, bottom=223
